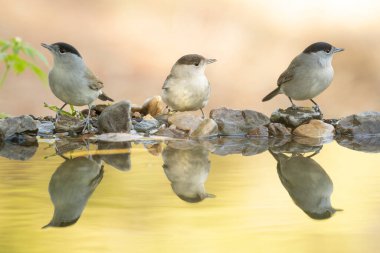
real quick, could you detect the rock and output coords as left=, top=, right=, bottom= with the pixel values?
left=168, top=112, right=202, bottom=133
left=210, top=107, right=270, bottom=136
left=96, top=141, right=131, bottom=171
left=208, top=137, right=268, bottom=156
left=98, top=100, right=132, bottom=133
left=55, top=115, right=84, bottom=133
left=268, top=123, right=292, bottom=137
left=190, top=119, right=219, bottom=138
left=38, top=121, right=55, bottom=137
left=270, top=107, right=322, bottom=128
left=336, top=111, right=380, bottom=137
left=133, top=118, right=160, bottom=133
left=336, top=136, right=380, bottom=153
left=293, top=120, right=335, bottom=139
left=0, top=142, right=38, bottom=160
left=0, top=115, right=40, bottom=138
left=140, top=95, right=168, bottom=117
left=247, top=126, right=269, bottom=137
left=155, top=128, right=187, bottom=139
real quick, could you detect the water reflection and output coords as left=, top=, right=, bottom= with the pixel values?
left=270, top=147, right=341, bottom=219
left=162, top=141, right=215, bottom=203
left=44, top=155, right=104, bottom=228
left=96, top=141, right=131, bottom=171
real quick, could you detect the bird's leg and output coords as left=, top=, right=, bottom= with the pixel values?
left=200, top=108, right=205, bottom=119
left=310, top=99, right=322, bottom=114
left=55, top=103, right=67, bottom=123
left=288, top=97, right=297, bottom=110
left=82, top=104, right=93, bottom=134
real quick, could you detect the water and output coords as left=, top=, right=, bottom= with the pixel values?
left=0, top=137, right=380, bottom=253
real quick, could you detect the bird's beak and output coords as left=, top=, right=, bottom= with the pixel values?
left=41, top=43, right=54, bottom=52
left=333, top=47, right=344, bottom=53
left=206, top=58, right=217, bottom=64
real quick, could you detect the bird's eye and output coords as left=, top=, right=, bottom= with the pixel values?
left=324, top=48, right=331, bottom=53
left=194, top=63, right=199, bottom=66
left=59, top=48, right=66, bottom=53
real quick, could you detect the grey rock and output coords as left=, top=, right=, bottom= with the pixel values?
left=98, top=100, right=132, bottom=133
left=190, top=119, right=219, bottom=138
left=270, top=107, right=322, bottom=128
left=336, top=111, right=380, bottom=137
left=268, top=123, right=292, bottom=137
left=210, top=107, right=270, bottom=136
left=0, top=115, right=40, bottom=138
left=55, top=115, right=84, bottom=133
left=0, top=142, right=38, bottom=160
left=208, top=137, right=268, bottom=156
left=133, top=118, right=160, bottom=133
left=96, top=141, right=131, bottom=171
left=336, top=136, right=380, bottom=153
left=247, top=126, right=269, bottom=137
left=38, top=121, right=55, bottom=137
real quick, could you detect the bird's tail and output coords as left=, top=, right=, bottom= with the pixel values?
left=262, top=87, right=281, bottom=102
left=98, top=91, right=114, bottom=102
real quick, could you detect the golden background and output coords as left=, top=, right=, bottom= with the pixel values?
left=0, top=0, right=380, bottom=118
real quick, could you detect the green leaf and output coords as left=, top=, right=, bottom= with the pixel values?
left=29, top=64, right=47, bottom=82
left=23, top=46, right=48, bottom=66
left=44, top=102, right=75, bottom=117
left=0, top=112, right=10, bottom=119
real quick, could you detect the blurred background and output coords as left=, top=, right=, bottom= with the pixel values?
left=0, top=0, right=379, bottom=119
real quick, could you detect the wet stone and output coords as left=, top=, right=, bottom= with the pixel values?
left=38, top=121, right=55, bottom=137
left=0, top=115, right=40, bottom=138
left=336, top=111, right=380, bottom=137
left=98, top=100, right=132, bottom=133
left=210, top=107, right=270, bottom=136
left=133, top=118, right=160, bottom=133
left=55, top=115, right=84, bottom=133
left=190, top=119, right=219, bottom=139
left=140, top=95, right=168, bottom=117
left=168, top=112, right=202, bottom=133
left=270, top=107, right=322, bottom=128
left=269, top=139, right=323, bottom=154
left=293, top=120, right=335, bottom=139
left=268, top=123, right=292, bottom=137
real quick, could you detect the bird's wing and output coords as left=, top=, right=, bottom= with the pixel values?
left=277, top=58, right=299, bottom=86
left=85, top=68, right=104, bottom=91
left=162, top=74, right=173, bottom=90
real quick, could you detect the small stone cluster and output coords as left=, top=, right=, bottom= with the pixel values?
left=0, top=95, right=380, bottom=155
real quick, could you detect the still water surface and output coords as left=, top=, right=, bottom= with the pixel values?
left=0, top=138, right=380, bottom=253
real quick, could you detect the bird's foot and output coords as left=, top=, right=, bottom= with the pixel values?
left=312, top=105, right=323, bottom=115
left=82, top=117, right=94, bottom=134
left=291, top=104, right=298, bottom=110
left=55, top=112, right=61, bottom=123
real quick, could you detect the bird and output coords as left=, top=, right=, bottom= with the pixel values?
left=43, top=156, right=104, bottom=228
left=162, top=142, right=215, bottom=203
left=41, top=42, right=113, bottom=132
left=161, top=54, right=216, bottom=118
left=262, top=42, right=344, bottom=113
left=270, top=150, right=342, bottom=219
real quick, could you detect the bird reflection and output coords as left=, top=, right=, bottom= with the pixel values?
left=43, top=155, right=103, bottom=228
left=162, top=142, right=215, bottom=203
left=270, top=148, right=341, bottom=219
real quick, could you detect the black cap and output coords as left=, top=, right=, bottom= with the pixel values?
left=52, top=42, right=82, bottom=58
left=176, top=54, right=205, bottom=66
left=303, top=42, right=333, bottom=54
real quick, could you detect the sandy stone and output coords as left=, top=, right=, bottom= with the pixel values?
left=141, top=95, right=168, bottom=117
left=190, top=119, right=219, bottom=138
left=293, top=120, right=335, bottom=139
left=168, top=112, right=202, bottom=133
